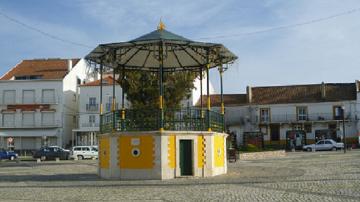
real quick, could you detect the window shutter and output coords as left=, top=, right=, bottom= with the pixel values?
left=42, top=112, right=55, bottom=126
left=3, top=114, right=15, bottom=127
left=4, top=90, right=16, bottom=104
left=23, top=113, right=35, bottom=126
left=23, top=90, right=35, bottom=104
left=42, top=89, right=55, bottom=103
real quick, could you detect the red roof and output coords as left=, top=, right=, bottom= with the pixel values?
left=81, top=76, right=117, bottom=86
left=196, top=82, right=357, bottom=106
left=196, top=94, right=247, bottom=107
left=0, top=58, right=80, bottom=80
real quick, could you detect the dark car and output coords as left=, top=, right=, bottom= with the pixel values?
left=33, top=146, right=70, bottom=160
left=0, top=149, right=18, bottom=160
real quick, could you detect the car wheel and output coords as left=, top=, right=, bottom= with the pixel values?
left=306, top=148, right=312, bottom=152
left=332, top=147, right=337, bottom=151
left=77, top=155, right=84, bottom=160
left=10, top=156, right=15, bottom=161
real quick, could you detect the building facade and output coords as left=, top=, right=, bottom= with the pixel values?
left=72, top=76, right=127, bottom=146
left=202, top=82, right=360, bottom=148
left=0, top=58, right=93, bottom=154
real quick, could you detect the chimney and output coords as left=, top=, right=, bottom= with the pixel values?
left=68, top=59, right=73, bottom=72
left=246, top=86, right=252, bottom=103
left=321, top=82, right=326, bottom=99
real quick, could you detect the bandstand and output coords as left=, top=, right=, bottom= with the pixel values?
left=85, top=22, right=237, bottom=180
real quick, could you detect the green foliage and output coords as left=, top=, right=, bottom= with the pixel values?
left=117, top=70, right=198, bottom=109
left=239, top=144, right=261, bottom=153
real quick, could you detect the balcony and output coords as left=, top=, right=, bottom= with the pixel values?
left=258, top=113, right=352, bottom=124
left=86, top=104, right=99, bottom=111
left=0, top=124, right=60, bottom=129
left=81, top=123, right=100, bottom=128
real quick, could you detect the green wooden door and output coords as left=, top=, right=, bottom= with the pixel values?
left=180, top=140, right=193, bottom=176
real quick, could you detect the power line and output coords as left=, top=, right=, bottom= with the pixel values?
left=197, top=7, right=360, bottom=40
left=0, top=6, right=360, bottom=47
left=0, top=10, right=93, bottom=49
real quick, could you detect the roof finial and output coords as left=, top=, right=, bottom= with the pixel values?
left=157, top=18, right=165, bottom=30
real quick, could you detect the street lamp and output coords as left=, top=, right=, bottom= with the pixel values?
left=341, top=106, right=346, bottom=153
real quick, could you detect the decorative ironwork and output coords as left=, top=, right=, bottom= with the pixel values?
left=101, top=108, right=224, bottom=133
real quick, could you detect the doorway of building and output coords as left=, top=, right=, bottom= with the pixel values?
left=179, top=140, right=193, bottom=176
left=270, top=124, right=280, bottom=141
left=286, top=130, right=306, bottom=150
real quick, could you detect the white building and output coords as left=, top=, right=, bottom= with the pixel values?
left=201, top=82, right=360, bottom=148
left=72, top=76, right=127, bottom=146
left=0, top=58, right=93, bottom=154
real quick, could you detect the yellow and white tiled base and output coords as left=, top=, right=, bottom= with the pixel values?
left=98, top=131, right=227, bottom=180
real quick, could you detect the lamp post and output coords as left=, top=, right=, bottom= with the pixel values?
left=342, top=106, right=346, bottom=153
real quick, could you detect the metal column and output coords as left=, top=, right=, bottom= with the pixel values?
left=159, top=42, right=164, bottom=132
left=206, top=50, right=211, bottom=132
left=99, top=62, right=103, bottom=133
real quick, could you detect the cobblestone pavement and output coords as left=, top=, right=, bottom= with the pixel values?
left=0, top=150, right=359, bottom=201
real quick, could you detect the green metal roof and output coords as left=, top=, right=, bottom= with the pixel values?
left=85, top=27, right=238, bottom=72
left=130, top=29, right=192, bottom=42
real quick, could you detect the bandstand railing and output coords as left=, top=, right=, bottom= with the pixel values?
left=101, top=108, right=224, bottom=133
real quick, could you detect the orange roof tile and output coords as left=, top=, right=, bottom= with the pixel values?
left=196, top=94, right=247, bottom=107
left=0, top=58, right=80, bottom=80
left=195, top=83, right=357, bottom=107
left=81, top=76, right=117, bottom=86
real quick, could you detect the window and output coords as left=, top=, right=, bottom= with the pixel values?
left=89, top=115, right=96, bottom=123
left=74, top=147, right=81, bottom=151
left=42, top=112, right=55, bottom=126
left=3, top=90, right=16, bottom=104
left=316, top=141, right=324, bottom=145
left=106, top=96, right=115, bottom=111
left=297, top=107, right=308, bottom=121
left=89, top=97, right=96, bottom=105
left=23, top=90, right=35, bottom=104
left=42, top=89, right=55, bottom=103
left=22, top=112, right=35, bottom=126
left=87, top=97, right=98, bottom=111
left=260, top=108, right=270, bottom=122
left=2, top=113, right=15, bottom=127
left=304, top=124, right=312, bottom=133
left=82, top=147, right=90, bottom=151
left=333, top=106, right=344, bottom=120
left=15, top=75, right=42, bottom=80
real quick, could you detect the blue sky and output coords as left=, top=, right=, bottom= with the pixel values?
left=0, top=0, right=360, bottom=93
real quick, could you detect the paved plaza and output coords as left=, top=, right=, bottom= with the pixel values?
left=0, top=150, right=359, bottom=201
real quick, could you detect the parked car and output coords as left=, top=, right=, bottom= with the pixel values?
left=71, top=146, right=98, bottom=160
left=0, top=149, right=18, bottom=160
left=33, top=146, right=70, bottom=160
left=303, top=139, right=344, bottom=152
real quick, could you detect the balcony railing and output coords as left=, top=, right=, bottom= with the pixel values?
left=86, top=104, right=99, bottom=111
left=81, top=123, right=100, bottom=128
left=258, top=113, right=352, bottom=124
left=1, top=124, right=60, bottom=128
left=101, top=108, right=224, bottom=133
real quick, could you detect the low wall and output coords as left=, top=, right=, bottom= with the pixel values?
left=239, top=150, right=286, bottom=160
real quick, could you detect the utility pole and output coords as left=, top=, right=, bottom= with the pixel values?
left=342, top=106, right=346, bottom=153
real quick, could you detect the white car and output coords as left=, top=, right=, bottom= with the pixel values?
left=303, top=139, right=344, bottom=152
left=71, top=146, right=98, bottom=160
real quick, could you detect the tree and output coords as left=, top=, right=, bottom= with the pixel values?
left=117, top=71, right=198, bottom=110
